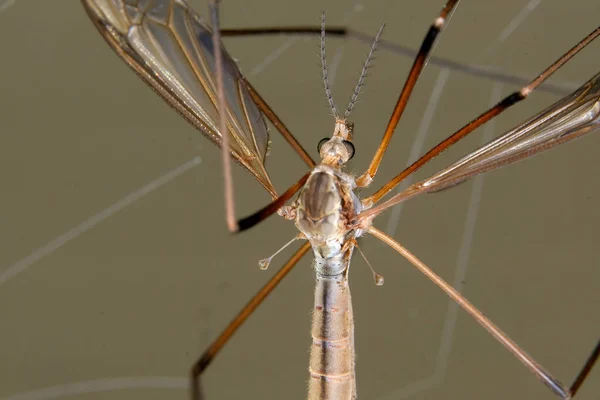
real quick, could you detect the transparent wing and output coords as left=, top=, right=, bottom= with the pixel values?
left=362, top=72, right=600, bottom=219
left=421, top=72, right=600, bottom=191
left=81, top=0, right=276, bottom=196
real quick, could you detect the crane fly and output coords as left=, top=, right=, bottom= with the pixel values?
left=80, top=0, right=600, bottom=399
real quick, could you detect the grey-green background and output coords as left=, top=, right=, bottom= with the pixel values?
left=1, top=1, right=598, bottom=399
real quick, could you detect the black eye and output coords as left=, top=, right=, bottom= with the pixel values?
left=343, top=140, right=355, bottom=160
left=317, top=137, right=329, bottom=152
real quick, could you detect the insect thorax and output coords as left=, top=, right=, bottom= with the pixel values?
left=295, top=165, right=362, bottom=261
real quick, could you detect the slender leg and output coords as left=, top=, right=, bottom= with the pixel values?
left=368, top=226, right=599, bottom=399
left=191, top=242, right=311, bottom=400
left=223, top=28, right=575, bottom=96
left=221, top=27, right=346, bottom=37
left=355, top=0, right=461, bottom=188
left=209, top=0, right=237, bottom=232
left=569, top=339, right=600, bottom=397
left=364, top=25, right=600, bottom=206
left=210, top=1, right=310, bottom=233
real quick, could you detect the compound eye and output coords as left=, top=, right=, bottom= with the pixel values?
left=317, top=137, right=329, bottom=153
left=343, top=140, right=355, bottom=160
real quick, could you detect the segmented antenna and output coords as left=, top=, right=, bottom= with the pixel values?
left=344, top=23, right=385, bottom=118
left=321, top=13, right=339, bottom=119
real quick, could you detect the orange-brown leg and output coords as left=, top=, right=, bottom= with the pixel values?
left=369, top=227, right=599, bottom=399
left=355, top=0, right=461, bottom=188
left=364, top=25, right=600, bottom=209
left=191, top=242, right=311, bottom=400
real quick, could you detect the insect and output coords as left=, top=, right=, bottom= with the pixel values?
left=0, top=1, right=598, bottom=400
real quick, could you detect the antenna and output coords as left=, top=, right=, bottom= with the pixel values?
left=344, top=23, right=385, bottom=118
left=320, top=13, right=339, bottom=119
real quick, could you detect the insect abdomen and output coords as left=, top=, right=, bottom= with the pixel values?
left=308, top=271, right=355, bottom=400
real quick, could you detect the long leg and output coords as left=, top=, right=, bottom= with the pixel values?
left=368, top=226, right=599, bottom=399
left=221, top=28, right=573, bottom=96
left=222, top=26, right=346, bottom=38
left=202, top=8, right=312, bottom=397
left=209, top=0, right=236, bottom=231
left=355, top=0, right=461, bottom=188
left=210, top=0, right=312, bottom=233
left=191, top=241, right=311, bottom=400
left=364, top=25, right=600, bottom=207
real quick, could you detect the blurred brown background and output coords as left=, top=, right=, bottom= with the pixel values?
left=0, top=1, right=598, bottom=399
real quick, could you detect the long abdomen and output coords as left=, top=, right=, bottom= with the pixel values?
left=308, top=271, right=355, bottom=400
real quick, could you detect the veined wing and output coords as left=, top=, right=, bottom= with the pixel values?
left=362, top=72, right=600, bottom=219
left=81, top=0, right=277, bottom=197
left=421, top=72, right=600, bottom=192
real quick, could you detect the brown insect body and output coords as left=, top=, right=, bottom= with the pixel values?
left=78, top=0, right=600, bottom=398
left=293, top=120, right=366, bottom=399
